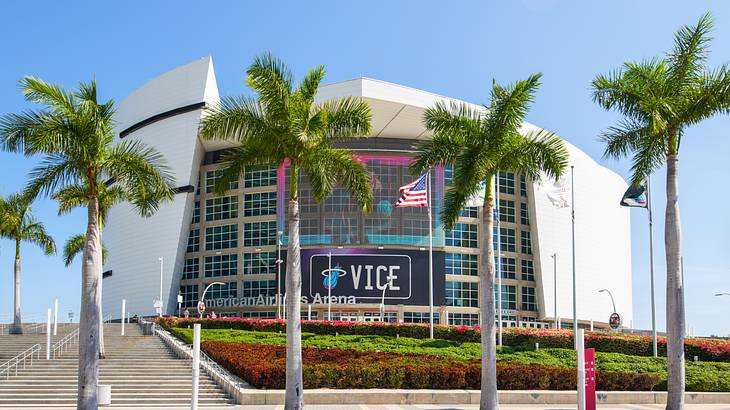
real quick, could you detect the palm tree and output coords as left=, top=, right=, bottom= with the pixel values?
left=62, top=233, right=107, bottom=267
left=0, top=193, right=56, bottom=334
left=591, top=13, right=730, bottom=410
left=412, top=74, right=568, bottom=410
left=0, top=77, right=174, bottom=409
left=199, top=53, right=373, bottom=409
left=54, top=180, right=143, bottom=358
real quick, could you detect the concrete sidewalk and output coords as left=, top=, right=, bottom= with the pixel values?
left=10, top=405, right=730, bottom=410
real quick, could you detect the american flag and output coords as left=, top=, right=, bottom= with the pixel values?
left=396, top=173, right=429, bottom=208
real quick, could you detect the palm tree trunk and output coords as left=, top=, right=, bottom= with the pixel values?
left=665, top=152, right=685, bottom=410
left=10, top=239, right=22, bottom=335
left=97, top=224, right=105, bottom=359
left=479, top=177, right=498, bottom=410
left=285, top=166, right=304, bottom=410
left=77, top=196, right=102, bottom=410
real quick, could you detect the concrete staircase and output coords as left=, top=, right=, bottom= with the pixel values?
left=0, top=323, right=234, bottom=407
left=0, top=324, right=75, bottom=362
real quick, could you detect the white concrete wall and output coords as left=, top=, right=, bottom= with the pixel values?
left=531, top=139, right=633, bottom=326
left=102, top=57, right=218, bottom=317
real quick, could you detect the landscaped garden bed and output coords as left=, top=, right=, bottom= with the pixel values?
left=166, top=325, right=730, bottom=392
left=159, top=317, right=730, bottom=362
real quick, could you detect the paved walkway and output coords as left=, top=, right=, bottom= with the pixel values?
left=19, top=405, right=727, bottom=410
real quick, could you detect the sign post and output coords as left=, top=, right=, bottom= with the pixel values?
left=585, top=348, right=596, bottom=410
left=609, top=312, right=622, bottom=331
left=191, top=323, right=200, bottom=410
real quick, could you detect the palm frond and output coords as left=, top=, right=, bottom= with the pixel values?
left=680, top=64, right=730, bottom=125
left=442, top=144, right=491, bottom=230
left=316, top=97, right=372, bottom=141
left=422, top=101, right=481, bottom=137
left=25, top=154, right=80, bottom=200
left=486, top=73, right=542, bottom=140
left=19, top=76, right=77, bottom=116
left=302, top=148, right=373, bottom=213
left=294, top=65, right=325, bottom=106
left=667, top=12, right=713, bottom=88
left=246, top=53, right=293, bottom=121
left=411, top=132, right=466, bottom=176
left=199, top=96, right=272, bottom=142
left=501, top=130, right=570, bottom=182
left=212, top=140, right=282, bottom=195
left=22, top=218, right=56, bottom=255
left=63, top=233, right=107, bottom=267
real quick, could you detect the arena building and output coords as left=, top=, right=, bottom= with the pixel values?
left=101, top=57, right=633, bottom=330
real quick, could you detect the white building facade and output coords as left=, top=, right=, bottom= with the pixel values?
left=101, top=57, right=633, bottom=330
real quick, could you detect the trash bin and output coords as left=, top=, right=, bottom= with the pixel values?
left=140, top=321, right=154, bottom=335
left=98, top=384, right=112, bottom=406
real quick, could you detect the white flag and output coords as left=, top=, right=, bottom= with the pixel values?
left=541, top=174, right=570, bottom=208
left=465, top=180, right=487, bottom=207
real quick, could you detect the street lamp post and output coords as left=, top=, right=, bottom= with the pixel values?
left=199, top=282, right=226, bottom=318
left=715, top=293, right=730, bottom=297
left=598, top=289, right=617, bottom=313
left=276, top=231, right=283, bottom=319
left=552, top=253, right=557, bottom=329
left=327, top=252, right=332, bottom=321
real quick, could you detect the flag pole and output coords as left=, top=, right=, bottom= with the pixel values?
left=427, top=171, right=434, bottom=339
left=571, top=165, right=578, bottom=348
left=495, top=174, right=503, bottom=346
left=647, top=176, right=658, bottom=357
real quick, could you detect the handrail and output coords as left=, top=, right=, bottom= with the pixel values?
left=147, top=320, right=248, bottom=395
left=51, top=327, right=80, bottom=359
left=0, top=344, right=42, bottom=380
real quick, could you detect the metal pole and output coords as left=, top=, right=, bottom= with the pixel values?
left=191, top=323, right=201, bottom=410
left=496, top=174, right=503, bottom=346
left=576, top=328, right=586, bottom=410
left=53, top=299, right=58, bottom=336
left=647, top=176, right=658, bottom=357
left=121, top=299, right=126, bottom=336
left=277, top=231, right=283, bottom=319
left=552, top=253, right=557, bottom=329
left=327, top=252, right=332, bottom=321
left=158, top=257, right=164, bottom=317
left=427, top=171, right=434, bottom=339
left=307, top=304, right=312, bottom=321
left=570, top=165, right=578, bottom=346
left=45, top=309, right=51, bottom=360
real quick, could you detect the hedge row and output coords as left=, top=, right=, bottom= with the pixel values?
left=159, top=317, right=730, bottom=362
left=202, top=341, right=661, bottom=390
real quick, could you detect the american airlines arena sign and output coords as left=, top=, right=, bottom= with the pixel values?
left=204, top=248, right=445, bottom=308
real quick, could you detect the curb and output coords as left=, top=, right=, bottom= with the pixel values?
left=234, top=389, right=730, bottom=406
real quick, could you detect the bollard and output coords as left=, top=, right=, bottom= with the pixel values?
left=536, top=342, right=539, bottom=351
left=53, top=299, right=58, bottom=336
left=191, top=323, right=201, bottom=410
left=46, top=309, right=51, bottom=360
left=307, top=305, right=312, bottom=321
left=694, top=356, right=698, bottom=362
left=121, top=299, right=126, bottom=336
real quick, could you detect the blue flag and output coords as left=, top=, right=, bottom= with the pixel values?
left=620, top=181, right=647, bottom=208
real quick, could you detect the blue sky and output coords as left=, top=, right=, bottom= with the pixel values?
left=0, top=1, right=728, bottom=335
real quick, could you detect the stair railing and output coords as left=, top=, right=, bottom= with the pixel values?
left=0, top=344, right=42, bottom=380
left=51, top=327, right=80, bottom=359
left=148, top=319, right=248, bottom=400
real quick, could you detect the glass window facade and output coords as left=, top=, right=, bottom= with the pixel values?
left=495, top=285, right=517, bottom=310
left=520, top=202, right=529, bottom=225
left=187, top=229, right=200, bottom=253
left=244, top=192, right=277, bottom=217
left=180, top=284, right=199, bottom=308
left=206, top=170, right=239, bottom=193
left=499, top=199, right=515, bottom=223
left=242, top=280, right=276, bottom=298
left=241, top=311, right=276, bottom=318
left=448, top=313, right=479, bottom=326
left=446, top=223, right=478, bottom=248
left=521, top=260, right=535, bottom=281
left=207, top=281, right=237, bottom=299
left=242, top=251, right=277, bottom=275
left=460, top=207, right=478, bottom=218
left=522, top=286, right=537, bottom=311
left=205, top=196, right=238, bottom=221
left=498, top=172, right=515, bottom=195
left=182, top=257, right=199, bottom=280
left=521, top=230, right=532, bottom=255
left=445, top=253, right=478, bottom=276
left=520, top=175, right=527, bottom=197
left=244, top=165, right=277, bottom=188
left=496, top=227, right=515, bottom=252
left=403, top=312, right=440, bottom=324
left=500, top=257, right=516, bottom=279
left=204, top=254, right=238, bottom=277
left=192, top=201, right=200, bottom=224
left=205, top=224, right=238, bottom=250
left=243, top=221, right=277, bottom=247
left=446, top=281, right=479, bottom=307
